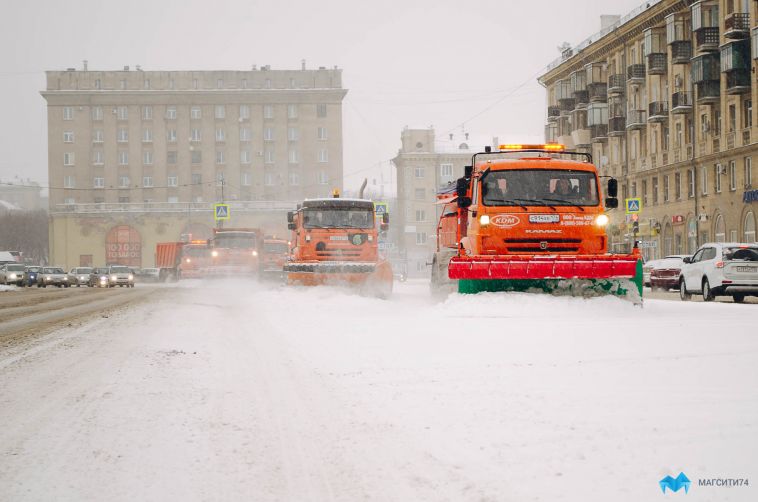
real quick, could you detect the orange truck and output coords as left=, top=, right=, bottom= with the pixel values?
left=284, top=192, right=393, bottom=297
left=262, top=236, right=289, bottom=280
left=431, top=144, right=643, bottom=302
left=155, top=240, right=210, bottom=280
left=207, top=228, right=262, bottom=277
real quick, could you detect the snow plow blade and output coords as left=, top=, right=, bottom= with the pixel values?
left=448, top=255, right=643, bottom=303
left=284, top=261, right=393, bottom=298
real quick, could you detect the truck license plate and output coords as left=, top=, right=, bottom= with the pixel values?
left=736, top=266, right=757, bottom=273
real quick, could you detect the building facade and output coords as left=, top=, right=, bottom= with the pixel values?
left=540, top=0, right=758, bottom=260
left=392, top=128, right=482, bottom=277
left=0, top=179, right=44, bottom=210
left=41, top=65, right=347, bottom=268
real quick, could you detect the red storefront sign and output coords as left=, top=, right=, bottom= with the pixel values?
left=105, top=225, right=142, bottom=267
left=672, top=215, right=685, bottom=225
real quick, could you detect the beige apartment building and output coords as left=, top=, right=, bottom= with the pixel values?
left=41, top=64, right=347, bottom=268
left=540, top=0, right=758, bottom=260
left=392, top=128, right=483, bottom=277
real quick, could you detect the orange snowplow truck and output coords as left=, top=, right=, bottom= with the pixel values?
left=155, top=240, right=210, bottom=281
left=207, top=228, right=263, bottom=277
left=431, top=144, right=643, bottom=302
left=284, top=193, right=393, bottom=298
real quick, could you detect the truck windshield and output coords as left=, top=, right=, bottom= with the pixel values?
left=303, top=209, right=374, bottom=229
left=6, top=265, right=25, bottom=271
left=215, top=234, right=256, bottom=249
left=264, top=242, right=288, bottom=254
left=183, top=246, right=209, bottom=257
left=481, top=169, right=599, bottom=207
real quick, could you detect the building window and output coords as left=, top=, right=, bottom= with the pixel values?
left=317, top=171, right=329, bottom=185
left=215, top=105, right=225, bottom=119
left=317, top=126, right=328, bottom=140
left=119, top=175, right=130, bottom=188
left=317, top=104, right=327, bottom=118
left=167, top=151, right=177, bottom=164
left=93, top=177, right=105, bottom=188
left=715, top=164, right=722, bottom=193
left=63, top=106, right=73, bottom=120
left=287, top=104, right=298, bottom=119
left=265, top=149, right=275, bottom=164
left=663, top=175, right=669, bottom=202
left=63, top=152, right=74, bottom=166
left=745, top=211, right=756, bottom=242
left=117, top=128, right=129, bottom=143
left=143, top=176, right=153, bottom=188
left=117, top=106, right=128, bottom=120
left=216, top=128, right=226, bottom=142
left=118, top=151, right=129, bottom=165
left=264, top=172, right=275, bottom=186
left=216, top=172, right=225, bottom=185
left=240, top=127, right=251, bottom=141
left=288, top=127, right=299, bottom=141
left=191, top=150, right=201, bottom=164
left=64, top=197, right=76, bottom=204
left=714, top=214, right=726, bottom=243
left=240, top=150, right=251, bottom=164
left=318, top=149, right=328, bottom=163
left=190, top=128, right=201, bottom=142
left=142, top=106, right=153, bottom=120
left=414, top=166, right=425, bottom=178
left=193, top=79, right=199, bottom=89
left=93, top=129, right=104, bottom=143
left=143, top=151, right=153, bottom=165
left=263, top=105, right=274, bottom=119
left=92, top=106, right=103, bottom=120
left=191, top=173, right=202, bottom=185
left=687, top=169, right=695, bottom=197
left=216, top=150, right=225, bottom=165
left=744, top=100, right=753, bottom=129
left=120, top=79, right=127, bottom=90
left=167, top=196, right=179, bottom=203
left=652, top=177, right=659, bottom=205
left=241, top=172, right=252, bottom=186
left=167, top=175, right=178, bottom=187
left=746, top=157, right=753, bottom=188
left=190, top=106, right=201, bottom=119
left=144, top=79, right=150, bottom=90
left=142, top=128, right=153, bottom=143
left=264, top=127, right=274, bottom=141
left=216, top=79, right=223, bottom=89
left=239, top=105, right=250, bottom=120
left=415, top=209, right=426, bottom=222
left=241, top=79, right=247, bottom=89
left=730, top=160, right=737, bottom=191
left=702, top=166, right=708, bottom=195
left=416, top=232, right=427, bottom=245
left=288, top=171, right=300, bottom=185
left=166, top=106, right=177, bottom=120
left=289, top=150, right=299, bottom=164
left=415, top=188, right=426, bottom=200
left=641, top=180, right=648, bottom=206
left=440, top=163, right=453, bottom=180
left=92, top=150, right=104, bottom=165
left=264, top=78, right=271, bottom=89
left=63, top=131, right=74, bottom=143
left=167, top=129, right=177, bottom=143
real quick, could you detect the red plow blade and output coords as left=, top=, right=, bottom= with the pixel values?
left=448, top=255, right=639, bottom=280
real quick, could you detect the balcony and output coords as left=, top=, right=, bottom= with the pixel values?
left=671, top=91, right=693, bottom=113
left=608, top=74, right=625, bottom=95
left=571, top=128, right=591, bottom=148
left=627, top=64, right=646, bottom=84
left=648, top=101, right=669, bottom=123
left=627, top=110, right=647, bottom=130
left=609, top=116, right=626, bottom=136
left=558, top=98, right=575, bottom=114
left=588, top=83, right=607, bottom=102
left=547, top=106, right=561, bottom=122
left=671, top=41, right=692, bottom=64
left=726, top=70, right=751, bottom=94
left=590, top=124, right=608, bottom=142
left=724, top=12, right=749, bottom=39
left=695, top=27, right=719, bottom=52
left=573, top=90, right=589, bottom=108
left=696, top=81, right=720, bottom=103
left=647, top=53, right=667, bottom=75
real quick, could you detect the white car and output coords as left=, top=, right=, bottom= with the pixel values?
left=679, top=243, right=758, bottom=303
left=68, top=267, right=93, bottom=286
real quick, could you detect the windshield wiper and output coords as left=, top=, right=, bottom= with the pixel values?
left=486, top=198, right=528, bottom=210
left=540, top=198, right=586, bottom=211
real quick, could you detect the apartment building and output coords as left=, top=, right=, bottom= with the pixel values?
left=40, top=65, right=347, bottom=268
left=540, top=0, right=758, bottom=259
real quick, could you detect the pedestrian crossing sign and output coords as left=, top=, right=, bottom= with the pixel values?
left=374, top=202, right=388, bottom=215
left=214, top=203, right=230, bottom=221
left=625, top=198, right=642, bottom=214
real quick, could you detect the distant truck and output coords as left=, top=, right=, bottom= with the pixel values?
left=0, top=251, right=22, bottom=265
left=207, top=228, right=263, bottom=277
left=155, top=240, right=210, bottom=281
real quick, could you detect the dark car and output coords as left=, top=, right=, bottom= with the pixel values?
left=24, top=265, right=42, bottom=287
left=88, top=267, right=110, bottom=287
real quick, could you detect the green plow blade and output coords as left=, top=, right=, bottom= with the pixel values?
left=457, top=260, right=643, bottom=303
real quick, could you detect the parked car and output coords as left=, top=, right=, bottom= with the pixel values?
left=38, top=267, right=70, bottom=287
left=88, top=267, right=110, bottom=287
left=642, top=259, right=664, bottom=287
left=24, top=265, right=42, bottom=287
left=679, top=243, right=758, bottom=303
left=68, top=267, right=93, bottom=287
left=107, top=265, right=135, bottom=287
left=137, top=268, right=160, bottom=283
left=0, top=263, right=26, bottom=286
left=649, top=255, right=690, bottom=291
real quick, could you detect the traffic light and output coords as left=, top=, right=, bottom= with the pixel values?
left=632, top=221, right=640, bottom=233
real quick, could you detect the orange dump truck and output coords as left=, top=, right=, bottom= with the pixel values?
left=431, top=144, right=643, bottom=302
left=262, top=237, right=289, bottom=280
left=207, top=228, right=262, bottom=277
left=155, top=240, right=210, bottom=280
left=284, top=195, right=393, bottom=297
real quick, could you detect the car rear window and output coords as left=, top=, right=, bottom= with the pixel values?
left=653, top=258, right=684, bottom=269
left=725, top=246, right=758, bottom=261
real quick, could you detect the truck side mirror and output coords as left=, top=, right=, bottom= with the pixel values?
left=287, top=211, right=294, bottom=223
left=464, top=165, right=473, bottom=179
left=457, top=196, right=472, bottom=208
left=605, top=197, right=619, bottom=209
left=607, top=178, right=618, bottom=198
left=456, top=177, right=468, bottom=198
left=287, top=222, right=296, bottom=231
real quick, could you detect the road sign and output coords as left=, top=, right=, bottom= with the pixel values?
left=214, top=203, right=230, bottom=221
left=638, top=240, right=658, bottom=249
left=625, top=198, right=642, bottom=214
left=374, top=202, right=388, bottom=215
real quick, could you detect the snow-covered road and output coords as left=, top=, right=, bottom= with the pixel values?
left=0, top=280, right=756, bottom=501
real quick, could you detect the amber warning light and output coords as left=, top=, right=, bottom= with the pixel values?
left=499, top=143, right=565, bottom=152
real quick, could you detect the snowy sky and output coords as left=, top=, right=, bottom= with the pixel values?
left=0, top=0, right=645, bottom=192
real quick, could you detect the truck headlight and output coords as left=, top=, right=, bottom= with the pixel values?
left=128, top=274, right=134, bottom=280
left=185, top=258, right=191, bottom=263
left=212, top=250, right=219, bottom=257
left=252, top=250, right=258, bottom=257
left=111, top=275, right=117, bottom=281
left=479, top=215, right=490, bottom=226
left=9, top=274, right=16, bottom=279
left=594, top=214, right=610, bottom=227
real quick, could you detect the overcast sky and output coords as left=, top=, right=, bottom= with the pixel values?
left=0, top=0, right=645, bottom=193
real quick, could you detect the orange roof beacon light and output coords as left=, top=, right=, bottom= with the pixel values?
left=498, top=143, right=566, bottom=152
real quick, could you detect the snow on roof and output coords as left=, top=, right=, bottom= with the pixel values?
left=0, top=200, right=21, bottom=211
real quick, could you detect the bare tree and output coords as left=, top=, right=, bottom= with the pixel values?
left=0, top=210, right=49, bottom=264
